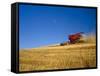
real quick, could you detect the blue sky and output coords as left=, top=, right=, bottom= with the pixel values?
left=19, top=4, right=96, bottom=49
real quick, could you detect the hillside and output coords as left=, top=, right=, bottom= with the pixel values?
left=19, top=42, right=96, bottom=71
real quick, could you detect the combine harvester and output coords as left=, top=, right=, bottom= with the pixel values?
left=60, top=32, right=84, bottom=46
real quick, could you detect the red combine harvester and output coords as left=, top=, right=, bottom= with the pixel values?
left=68, top=32, right=84, bottom=44
left=60, top=32, right=84, bottom=46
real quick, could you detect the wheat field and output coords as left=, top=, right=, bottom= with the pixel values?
left=19, top=35, right=96, bottom=72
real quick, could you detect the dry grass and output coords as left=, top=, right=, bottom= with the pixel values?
left=19, top=35, right=96, bottom=72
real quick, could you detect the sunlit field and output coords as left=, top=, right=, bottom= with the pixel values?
left=19, top=35, right=96, bottom=72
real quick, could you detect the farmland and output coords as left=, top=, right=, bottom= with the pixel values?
left=19, top=42, right=96, bottom=71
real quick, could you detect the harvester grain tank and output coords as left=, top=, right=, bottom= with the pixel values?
left=68, top=32, right=84, bottom=43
